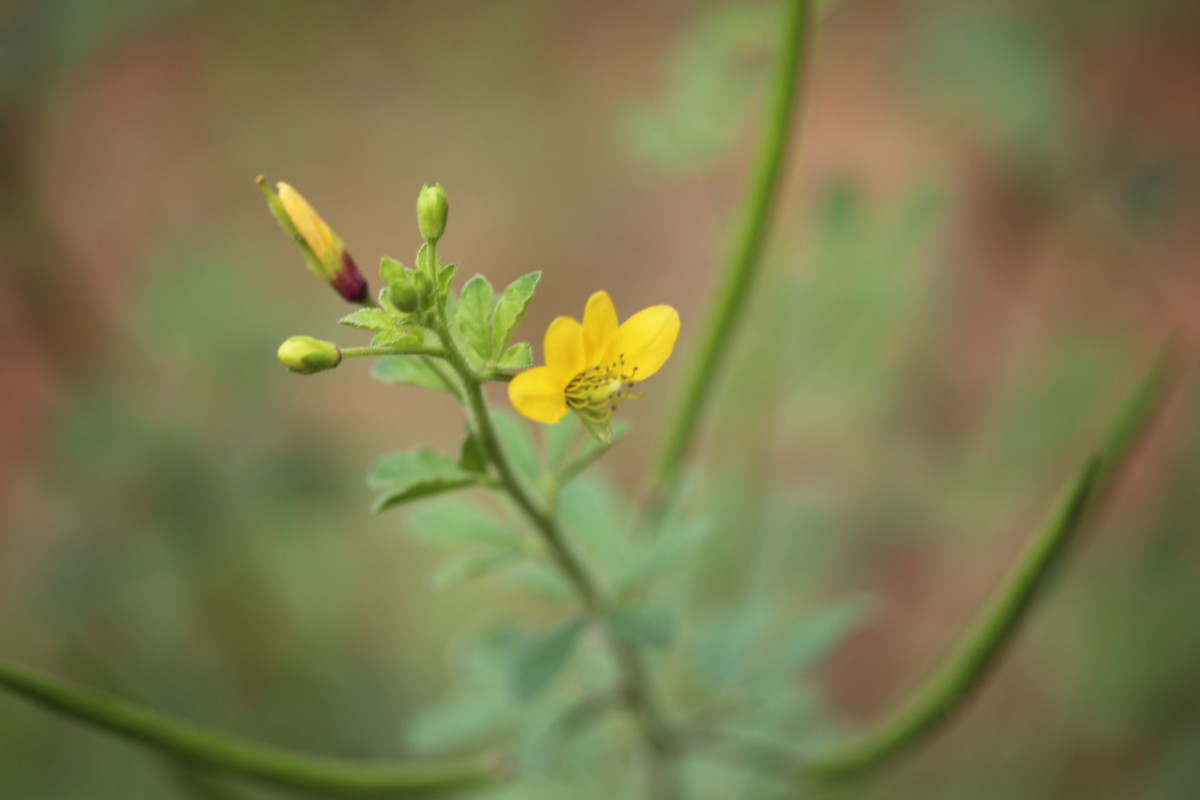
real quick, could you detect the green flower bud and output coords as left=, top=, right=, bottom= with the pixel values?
left=388, top=279, right=420, bottom=313
left=416, top=183, right=449, bottom=242
left=412, top=270, right=434, bottom=302
left=277, top=336, right=342, bottom=375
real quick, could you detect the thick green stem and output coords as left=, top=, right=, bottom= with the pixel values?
left=649, top=0, right=812, bottom=510
left=0, top=659, right=506, bottom=796
left=429, top=295, right=681, bottom=798
left=803, top=354, right=1175, bottom=782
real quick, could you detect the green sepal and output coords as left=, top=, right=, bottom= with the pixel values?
left=494, top=343, right=532, bottom=370
left=512, top=619, right=585, bottom=699
left=339, top=308, right=394, bottom=332
left=491, top=271, right=541, bottom=359
left=577, top=414, right=613, bottom=446
left=438, top=263, right=457, bottom=296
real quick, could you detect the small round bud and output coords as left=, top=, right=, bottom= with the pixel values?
left=416, top=183, right=449, bottom=242
left=277, top=336, right=342, bottom=375
left=388, top=279, right=420, bottom=313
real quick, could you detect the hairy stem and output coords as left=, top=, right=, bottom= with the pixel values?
left=430, top=288, right=682, bottom=799
left=0, top=659, right=506, bottom=796
left=649, top=0, right=813, bottom=512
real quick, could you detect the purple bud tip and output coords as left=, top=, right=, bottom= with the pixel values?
left=333, top=251, right=369, bottom=304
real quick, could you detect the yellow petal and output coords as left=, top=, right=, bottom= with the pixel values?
left=543, top=316, right=585, bottom=382
left=277, top=182, right=336, bottom=262
left=609, top=305, right=680, bottom=382
left=508, top=367, right=569, bottom=424
left=581, top=291, right=618, bottom=366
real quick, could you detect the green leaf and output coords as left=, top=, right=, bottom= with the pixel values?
left=513, top=619, right=585, bottom=699
left=456, top=275, right=494, bottom=362
left=774, top=596, right=874, bottom=676
left=491, top=271, right=541, bottom=358
left=494, top=342, right=533, bottom=371
left=608, top=606, right=675, bottom=648
left=409, top=500, right=518, bottom=550
left=373, top=479, right=479, bottom=512
left=371, top=357, right=459, bottom=398
left=616, top=515, right=714, bottom=593
left=369, top=448, right=470, bottom=489
left=432, top=552, right=524, bottom=590
left=380, top=256, right=407, bottom=286
left=458, top=432, right=488, bottom=475
left=369, top=449, right=481, bottom=512
left=371, top=329, right=419, bottom=348
left=338, top=308, right=394, bottom=332
left=491, top=409, right=541, bottom=489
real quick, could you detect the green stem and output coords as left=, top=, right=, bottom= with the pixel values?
left=0, top=659, right=507, bottom=796
left=429, top=297, right=681, bottom=798
left=341, top=345, right=444, bottom=359
left=803, top=354, right=1175, bottom=782
left=649, top=0, right=812, bottom=511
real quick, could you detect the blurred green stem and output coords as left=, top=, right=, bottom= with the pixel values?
left=649, top=0, right=812, bottom=513
left=428, top=271, right=683, bottom=799
left=802, top=354, right=1175, bottom=782
left=0, top=659, right=507, bottom=796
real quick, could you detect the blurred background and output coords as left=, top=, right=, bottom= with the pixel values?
left=1, top=0, right=1198, bottom=797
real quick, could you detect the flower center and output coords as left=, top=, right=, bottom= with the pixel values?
left=564, top=354, right=640, bottom=424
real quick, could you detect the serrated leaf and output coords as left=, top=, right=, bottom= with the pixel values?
left=371, top=329, right=419, bottom=348
left=459, top=432, right=488, bottom=474
left=409, top=501, right=518, bottom=550
left=339, top=308, right=395, bottom=332
left=513, top=619, right=585, bottom=699
left=370, top=449, right=481, bottom=512
left=373, top=479, right=479, bottom=512
left=491, top=271, right=541, bottom=358
left=608, top=606, right=675, bottom=648
left=456, top=275, right=494, bottom=362
left=495, top=342, right=532, bottom=370
left=369, top=448, right=471, bottom=489
left=491, top=409, right=541, bottom=489
left=432, top=552, right=524, bottom=590
left=380, top=256, right=407, bottom=286
left=371, top=356, right=460, bottom=398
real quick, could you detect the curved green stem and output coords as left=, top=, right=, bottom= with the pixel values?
left=649, top=0, right=813, bottom=511
left=0, top=659, right=507, bottom=796
left=803, top=354, right=1176, bottom=782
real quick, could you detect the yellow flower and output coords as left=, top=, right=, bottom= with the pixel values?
left=508, top=291, right=679, bottom=434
